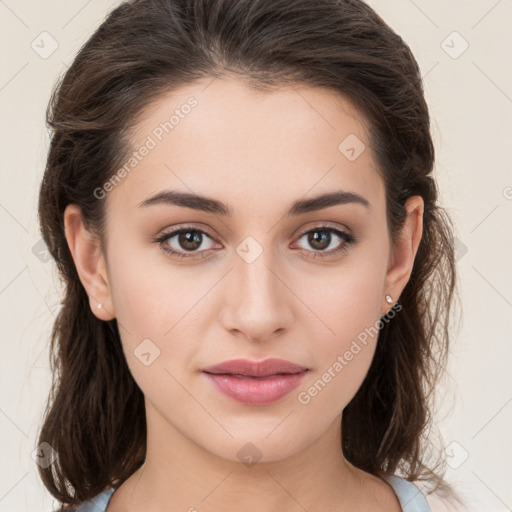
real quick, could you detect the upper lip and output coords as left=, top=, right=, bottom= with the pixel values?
left=202, top=358, right=309, bottom=377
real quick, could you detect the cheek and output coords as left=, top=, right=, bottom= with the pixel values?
left=294, top=256, right=386, bottom=409
left=298, top=256, right=384, bottom=348
left=106, top=237, right=227, bottom=399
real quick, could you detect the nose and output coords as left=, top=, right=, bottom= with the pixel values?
left=219, top=243, right=294, bottom=343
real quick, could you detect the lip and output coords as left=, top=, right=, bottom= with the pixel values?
left=202, top=358, right=308, bottom=377
left=202, top=358, right=309, bottom=405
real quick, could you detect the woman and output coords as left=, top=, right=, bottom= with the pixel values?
left=36, top=0, right=462, bottom=510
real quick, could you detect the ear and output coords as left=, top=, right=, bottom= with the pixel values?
left=382, top=195, right=424, bottom=314
left=63, top=204, right=115, bottom=321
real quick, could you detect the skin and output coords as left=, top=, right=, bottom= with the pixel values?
left=64, top=76, right=423, bottom=512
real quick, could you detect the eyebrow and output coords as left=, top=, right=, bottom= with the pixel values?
left=137, top=189, right=371, bottom=216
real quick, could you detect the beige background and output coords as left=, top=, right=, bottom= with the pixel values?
left=0, top=1, right=511, bottom=511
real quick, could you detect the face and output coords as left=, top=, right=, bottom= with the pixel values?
left=69, top=77, right=420, bottom=464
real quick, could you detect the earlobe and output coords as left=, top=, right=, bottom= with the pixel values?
left=63, top=204, right=115, bottom=321
left=382, top=196, right=424, bottom=313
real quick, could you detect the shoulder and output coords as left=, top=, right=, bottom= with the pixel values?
left=54, top=488, right=115, bottom=512
left=383, top=475, right=432, bottom=512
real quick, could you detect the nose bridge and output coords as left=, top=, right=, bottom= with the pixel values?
left=223, top=236, right=292, bottom=340
left=239, top=245, right=279, bottom=305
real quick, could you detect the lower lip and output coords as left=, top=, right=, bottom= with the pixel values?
left=203, top=371, right=308, bottom=405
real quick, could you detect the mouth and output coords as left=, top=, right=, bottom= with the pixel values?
left=201, top=358, right=309, bottom=405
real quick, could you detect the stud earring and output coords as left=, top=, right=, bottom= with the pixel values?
left=97, top=302, right=103, bottom=309
left=385, top=294, right=393, bottom=304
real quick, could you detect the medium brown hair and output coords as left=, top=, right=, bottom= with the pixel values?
left=37, top=0, right=460, bottom=507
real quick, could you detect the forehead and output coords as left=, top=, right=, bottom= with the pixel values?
left=106, top=77, right=384, bottom=218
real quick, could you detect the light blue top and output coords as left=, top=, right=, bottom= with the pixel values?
left=68, top=474, right=431, bottom=511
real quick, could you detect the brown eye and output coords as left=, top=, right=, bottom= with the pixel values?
left=307, top=230, right=332, bottom=251
left=176, top=230, right=203, bottom=251
left=154, top=226, right=219, bottom=260
left=294, top=225, right=357, bottom=259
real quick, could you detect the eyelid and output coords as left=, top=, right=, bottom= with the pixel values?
left=294, top=221, right=351, bottom=239
left=155, top=223, right=218, bottom=242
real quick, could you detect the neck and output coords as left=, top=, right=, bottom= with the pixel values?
left=116, top=402, right=373, bottom=512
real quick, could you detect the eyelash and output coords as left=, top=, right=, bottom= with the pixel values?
left=152, top=223, right=357, bottom=261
